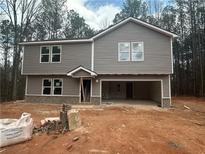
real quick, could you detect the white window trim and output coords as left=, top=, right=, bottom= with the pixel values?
left=42, top=78, right=63, bottom=96
left=51, top=45, right=62, bottom=63
left=53, top=78, right=63, bottom=96
left=40, top=46, right=50, bottom=63
left=40, top=45, right=62, bottom=63
left=42, top=78, right=52, bottom=95
left=118, top=42, right=130, bottom=61
left=131, top=42, right=144, bottom=61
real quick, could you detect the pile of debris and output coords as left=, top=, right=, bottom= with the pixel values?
left=33, top=104, right=81, bottom=134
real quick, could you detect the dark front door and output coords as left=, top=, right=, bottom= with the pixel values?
left=81, top=79, right=91, bottom=102
left=126, top=82, right=133, bottom=99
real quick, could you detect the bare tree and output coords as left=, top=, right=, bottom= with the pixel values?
left=99, top=17, right=111, bottom=30
left=0, top=0, right=40, bottom=100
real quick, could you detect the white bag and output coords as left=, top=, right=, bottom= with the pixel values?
left=0, top=112, right=33, bottom=147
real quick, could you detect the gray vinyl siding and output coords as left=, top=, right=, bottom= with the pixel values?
left=72, top=70, right=92, bottom=77
left=23, top=43, right=91, bottom=74
left=92, top=75, right=170, bottom=98
left=94, top=21, right=172, bottom=74
left=27, top=75, right=79, bottom=96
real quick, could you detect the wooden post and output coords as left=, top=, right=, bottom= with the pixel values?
left=80, top=77, right=85, bottom=102
left=60, top=104, right=69, bottom=131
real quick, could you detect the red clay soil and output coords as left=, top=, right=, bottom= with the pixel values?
left=0, top=97, right=205, bottom=154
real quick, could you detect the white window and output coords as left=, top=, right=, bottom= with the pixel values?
left=42, top=79, right=52, bottom=95
left=40, top=45, right=61, bottom=63
left=53, top=79, right=63, bottom=95
left=51, top=45, right=61, bottom=63
left=40, top=46, right=50, bottom=63
left=131, top=42, right=144, bottom=61
left=42, top=78, right=63, bottom=95
left=118, top=42, right=130, bottom=61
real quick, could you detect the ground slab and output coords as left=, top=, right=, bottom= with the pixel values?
left=0, top=97, right=205, bottom=154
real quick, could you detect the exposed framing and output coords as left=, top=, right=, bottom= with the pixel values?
left=79, top=78, right=92, bottom=103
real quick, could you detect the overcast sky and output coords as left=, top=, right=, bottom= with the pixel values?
left=66, top=0, right=123, bottom=30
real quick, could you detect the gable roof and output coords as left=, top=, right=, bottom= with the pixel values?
left=67, top=66, right=97, bottom=77
left=19, top=17, right=177, bottom=45
left=92, top=17, right=178, bottom=39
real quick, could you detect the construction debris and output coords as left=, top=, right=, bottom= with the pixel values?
left=89, top=149, right=109, bottom=153
left=184, top=105, right=191, bottom=110
left=72, top=136, right=79, bottom=142
left=168, top=141, right=180, bottom=149
left=0, top=149, right=6, bottom=153
left=65, top=144, right=73, bottom=151
left=60, top=104, right=71, bottom=131
left=33, top=118, right=62, bottom=134
left=0, top=113, right=33, bottom=147
left=33, top=104, right=81, bottom=134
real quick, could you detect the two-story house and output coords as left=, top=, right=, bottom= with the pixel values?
left=20, top=17, right=177, bottom=107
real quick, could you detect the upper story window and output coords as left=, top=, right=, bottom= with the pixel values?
left=51, top=46, right=61, bottom=63
left=40, top=46, right=50, bottom=63
left=40, top=45, right=61, bottom=63
left=118, top=42, right=144, bottom=62
left=118, top=42, right=130, bottom=61
left=131, top=42, right=144, bottom=61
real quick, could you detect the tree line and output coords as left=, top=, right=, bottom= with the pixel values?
left=0, top=0, right=204, bottom=102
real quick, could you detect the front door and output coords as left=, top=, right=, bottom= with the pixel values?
left=81, top=79, right=91, bottom=102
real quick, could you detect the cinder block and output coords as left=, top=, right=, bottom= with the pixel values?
left=68, top=109, right=81, bottom=131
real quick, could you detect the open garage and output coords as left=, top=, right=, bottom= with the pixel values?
left=101, top=80, right=162, bottom=106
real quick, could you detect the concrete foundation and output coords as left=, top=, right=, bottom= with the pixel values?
left=25, top=96, right=171, bottom=107
left=25, top=96, right=79, bottom=104
left=90, top=97, right=101, bottom=105
left=26, top=96, right=101, bottom=105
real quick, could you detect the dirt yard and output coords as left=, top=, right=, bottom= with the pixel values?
left=0, top=97, right=205, bottom=154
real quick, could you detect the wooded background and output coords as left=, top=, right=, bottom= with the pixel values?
left=0, top=0, right=204, bottom=102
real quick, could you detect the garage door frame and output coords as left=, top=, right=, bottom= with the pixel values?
left=100, top=79, right=163, bottom=106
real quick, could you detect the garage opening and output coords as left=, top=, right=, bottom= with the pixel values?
left=102, top=81, right=161, bottom=106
